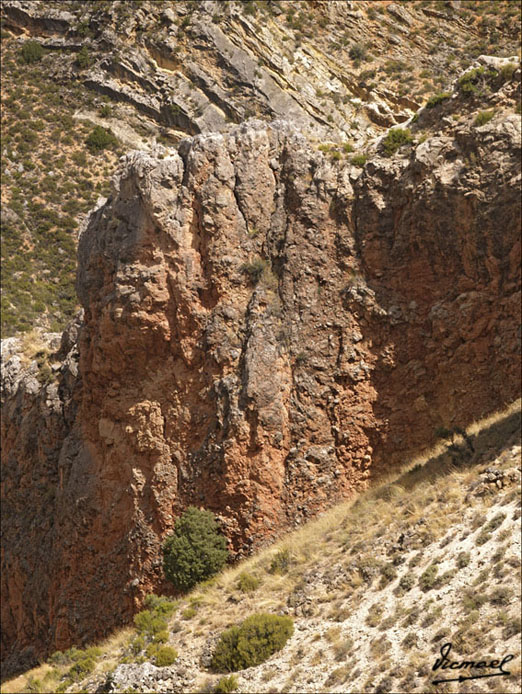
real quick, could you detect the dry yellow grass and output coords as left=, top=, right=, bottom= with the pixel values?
left=18, top=329, right=52, bottom=366
left=3, top=399, right=520, bottom=694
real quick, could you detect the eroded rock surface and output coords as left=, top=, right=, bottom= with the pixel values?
left=1, top=114, right=520, bottom=675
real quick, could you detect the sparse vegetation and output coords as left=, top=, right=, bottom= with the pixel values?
left=268, top=549, right=291, bottom=575
left=2, top=398, right=521, bottom=693
left=241, top=257, right=269, bottom=285
left=489, top=586, right=513, bottom=606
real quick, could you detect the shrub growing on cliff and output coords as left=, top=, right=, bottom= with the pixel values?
left=382, top=128, right=413, bottom=157
left=211, top=614, right=294, bottom=672
left=426, top=91, right=451, bottom=108
left=241, top=257, right=268, bottom=285
left=77, top=45, right=94, bottom=69
left=163, top=507, right=228, bottom=591
left=351, top=154, right=367, bottom=167
left=474, top=109, right=495, bottom=126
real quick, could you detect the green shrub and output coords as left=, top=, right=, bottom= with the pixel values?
left=154, top=629, right=169, bottom=643
left=211, top=614, right=294, bottom=672
left=351, top=154, right=367, bottom=167
left=503, top=618, right=521, bottom=639
left=154, top=645, right=178, bottom=667
left=349, top=43, right=367, bottom=63
left=85, top=125, right=117, bottom=152
left=343, top=142, right=354, bottom=153
left=268, top=549, right=291, bottom=575
left=456, top=552, right=471, bottom=569
left=182, top=606, right=197, bottom=620
left=21, top=41, right=44, bottom=64
left=382, top=128, right=413, bottom=157
left=462, top=588, right=488, bottom=611
left=237, top=572, right=261, bottom=593
left=366, top=603, right=384, bottom=627
left=476, top=529, right=491, bottom=545
left=484, top=513, right=506, bottom=531
left=214, top=675, right=239, bottom=693
left=68, top=657, right=95, bottom=681
left=500, top=62, right=518, bottom=81
left=163, top=507, right=228, bottom=591
left=489, top=587, right=513, bottom=606
left=143, top=594, right=177, bottom=616
left=474, top=110, right=495, bottom=126
left=398, top=573, right=415, bottom=592
left=426, top=92, right=451, bottom=108
left=77, top=45, right=93, bottom=69
left=134, top=610, right=167, bottom=638
left=457, top=66, right=495, bottom=96
left=129, top=635, right=145, bottom=655
left=379, top=563, right=397, bottom=586
left=419, top=563, right=438, bottom=591
left=99, top=104, right=112, bottom=118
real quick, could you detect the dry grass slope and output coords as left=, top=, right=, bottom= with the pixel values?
left=3, top=400, right=520, bottom=694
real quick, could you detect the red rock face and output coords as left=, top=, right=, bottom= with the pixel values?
left=1, top=119, right=520, bottom=675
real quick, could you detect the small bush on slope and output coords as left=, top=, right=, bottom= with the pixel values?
left=211, top=614, right=294, bottom=672
left=382, top=128, right=413, bottom=157
left=214, top=675, right=239, bottom=692
left=21, top=40, right=44, bottom=64
left=163, top=507, right=228, bottom=591
left=85, top=125, right=117, bottom=152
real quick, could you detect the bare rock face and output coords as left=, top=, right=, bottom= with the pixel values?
left=1, top=117, right=520, bottom=675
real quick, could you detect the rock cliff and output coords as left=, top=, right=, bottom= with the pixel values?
left=2, top=85, right=521, bottom=677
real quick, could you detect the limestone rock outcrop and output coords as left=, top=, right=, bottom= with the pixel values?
left=1, top=112, right=520, bottom=675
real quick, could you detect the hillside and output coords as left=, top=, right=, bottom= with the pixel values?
left=2, top=61, right=521, bottom=684
left=1, top=0, right=521, bottom=688
left=1, top=0, right=520, bottom=335
left=2, top=401, right=520, bottom=694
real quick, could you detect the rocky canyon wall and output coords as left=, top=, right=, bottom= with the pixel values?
left=1, top=115, right=520, bottom=676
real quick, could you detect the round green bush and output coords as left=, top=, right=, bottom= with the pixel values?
left=85, top=125, right=117, bottom=152
left=21, top=40, right=44, bottom=64
left=162, top=507, right=228, bottom=591
left=211, top=614, right=294, bottom=672
left=154, top=645, right=178, bottom=667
